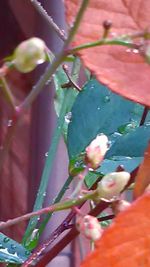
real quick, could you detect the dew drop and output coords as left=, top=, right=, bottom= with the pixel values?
left=25, top=250, right=30, bottom=256
left=0, top=243, right=4, bottom=249
left=104, top=95, right=110, bottom=103
left=3, top=237, right=10, bottom=243
left=45, top=152, right=48, bottom=157
left=45, top=79, right=51, bottom=85
left=126, top=48, right=132, bottom=53
left=11, top=244, right=16, bottom=249
left=132, top=49, right=139, bottom=54
left=97, top=107, right=100, bottom=110
left=8, top=119, right=13, bottom=127
left=65, top=112, right=72, bottom=124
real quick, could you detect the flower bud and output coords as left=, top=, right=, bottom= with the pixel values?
left=13, top=37, right=46, bottom=73
left=85, top=134, right=108, bottom=169
left=97, top=171, right=130, bottom=200
left=76, top=215, right=103, bottom=241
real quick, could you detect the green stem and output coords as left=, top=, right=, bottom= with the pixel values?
left=22, top=0, right=88, bottom=245
left=39, top=175, right=73, bottom=235
left=22, top=90, right=71, bottom=243
left=0, top=77, right=16, bottom=110
left=19, top=52, right=65, bottom=111
left=68, top=38, right=135, bottom=54
left=0, top=190, right=96, bottom=230
left=65, top=0, right=89, bottom=46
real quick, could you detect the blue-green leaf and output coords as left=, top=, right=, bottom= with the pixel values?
left=107, top=126, right=150, bottom=158
left=0, top=232, right=30, bottom=264
left=67, top=79, right=143, bottom=159
left=85, top=156, right=142, bottom=188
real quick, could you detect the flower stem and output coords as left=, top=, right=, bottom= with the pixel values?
left=0, top=77, right=16, bottom=110
left=0, top=190, right=96, bottom=230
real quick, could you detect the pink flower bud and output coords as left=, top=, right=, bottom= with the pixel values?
left=13, top=37, right=46, bottom=73
left=76, top=215, right=103, bottom=241
left=97, top=171, right=130, bottom=200
left=85, top=134, right=108, bottom=169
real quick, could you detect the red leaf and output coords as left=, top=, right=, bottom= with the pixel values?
left=65, top=0, right=150, bottom=106
left=81, top=194, right=150, bottom=267
left=134, top=142, right=150, bottom=199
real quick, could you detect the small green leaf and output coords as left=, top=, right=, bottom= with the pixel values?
left=0, top=233, right=30, bottom=264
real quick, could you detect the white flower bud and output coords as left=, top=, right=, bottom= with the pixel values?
left=85, top=134, right=108, bottom=169
left=76, top=215, right=103, bottom=241
left=97, top=171, right=130, bottom=200
left=13, top=37, right=46, bottom=73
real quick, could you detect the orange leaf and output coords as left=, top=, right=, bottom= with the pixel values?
left=134, top=142, right=150, bottom=199
left=81, top=194, right=150, bottom=267
left=65, top=0, right=150, bottom=106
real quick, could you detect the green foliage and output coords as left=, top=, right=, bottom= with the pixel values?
left=67, top=79, right=150, bottom=188
left=0, top=233, right=30, bottom=264
left=67, top=79, right=143, bottom=159
left=107, top=125, right=150, bottom=157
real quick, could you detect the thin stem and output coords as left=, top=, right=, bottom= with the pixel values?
left=22, top=0, right=88, bottom=245
left=62, top=64, right=82, bottom=91
left=23, top=94, right=73, bottom=243
left=65, top=0, right=89, bottom=46
left=22, top=211, right=75, bottom=267
left=68, top=38, right=136, bottom=55
left=35, top=201, right=109, bottom=267
left=38, top=175, right=74, bottom=235
left=30, top=0, right=66, bottom=42
left=20, top=0, right=88, bottom=111
left=19, top=52, right=65, bottom=111
left=0, top=190, right=96, bottom=230
left=0, top=77, right=16, bottom=110
left=140, top=106, right=149, bottom=125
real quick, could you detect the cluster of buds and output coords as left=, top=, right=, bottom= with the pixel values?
left=96, top=171, right=130, bottom=200
left=76, top=215, right=103, bottom=241
left=85, top=134, right=108, bottom=169
left=13, top=37, right=46, bottom=73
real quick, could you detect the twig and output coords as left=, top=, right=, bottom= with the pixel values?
left=62, top=64, right=82, bottom=91
left=22, top=0, right=90, bottom=244
left=30, top=0, right=66, bottom=41
left=67, top=38, right=137, bottom=55
left=34, top=201, right=109, bottom=267
left=22, top=211, right=75, bottom=267
left=67, top=30, right=150, bottom=55
left=0, top=190, right=96, bottom=230
left=140, top=106, right=149, bottom=126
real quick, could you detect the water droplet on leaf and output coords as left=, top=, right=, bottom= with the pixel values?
left=65, top=112, right=72, bottom=124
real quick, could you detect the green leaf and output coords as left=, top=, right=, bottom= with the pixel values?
left=0, top=232, right=30, bottom=264
left=107, top=125, right=150, bottom=158
left=53, top=66, right=68, bottom=117
left=85, top=156, right=142, bottom=188
left=67, top=79, right=143, bottom=159
left=53, top=61, right=80, bottom=141
left=23, top=58, right=80, bottom=249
